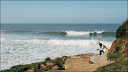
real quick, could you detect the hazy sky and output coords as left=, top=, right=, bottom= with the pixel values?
left=1, top=1, right=127, bottom=24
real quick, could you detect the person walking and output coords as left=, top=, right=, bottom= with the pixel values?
left=97, top=42, right=107, bottom=55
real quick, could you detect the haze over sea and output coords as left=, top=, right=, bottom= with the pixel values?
left=1, top=23, right=120, bottom=70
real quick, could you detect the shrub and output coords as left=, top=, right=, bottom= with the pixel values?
left=116, top=19, right=128, bottom=38
left=45, top=57, right=51, bottom=62
left=107, top=52, right=115, bottom=60
left=1, top=65, right=30, bottom=72
left=107, top=50, right=121, bottom=61
left=54, top=58, right=65, bottom=70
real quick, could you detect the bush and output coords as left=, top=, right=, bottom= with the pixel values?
left=45, top=57, right=51, bottom=62
left=107, top=52, right=115, bottom=60
left=107, top=51, right=121, bottom=61
left=116, top=19, right=128, bottom=38
left=1, top=65, right=30, bottom=72
left=54, top=58, right=65, bottom=70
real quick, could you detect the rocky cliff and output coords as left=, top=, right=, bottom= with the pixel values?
left=108, top=19, right=128, bottom=60
left=96, top=19, right=128, bottom=72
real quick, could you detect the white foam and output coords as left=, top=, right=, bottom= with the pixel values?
left=95, top=30, right=104, bottom=34
left=65, top=31, right=104, bottom=36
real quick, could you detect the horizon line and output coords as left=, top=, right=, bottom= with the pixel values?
left=1, top=23, right=122, bottom=24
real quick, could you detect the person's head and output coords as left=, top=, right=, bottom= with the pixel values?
left=99, top=42, right=102, bottom=47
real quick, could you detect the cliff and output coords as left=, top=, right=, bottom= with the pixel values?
left=96, top=20, right=128, bottom=72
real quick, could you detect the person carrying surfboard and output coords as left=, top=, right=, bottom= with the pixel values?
left=97, top=42, right=107, bottom=55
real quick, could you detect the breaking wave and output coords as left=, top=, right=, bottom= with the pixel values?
left=40, top=31, right=115, bottom=37
left=1, top=30, right=116, bottom=37
left=1, top=30, right=115, bottom=37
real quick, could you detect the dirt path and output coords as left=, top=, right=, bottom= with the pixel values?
left=63, top=53, right=114, bottom=72
left=27, top=53, right=114, bottom=72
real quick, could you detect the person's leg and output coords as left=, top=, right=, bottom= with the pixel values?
left=99, top=50, right=102, bottom=55
left=102, top=50, right=104, bottom=53
left=99, top=50, right=104, bottom=55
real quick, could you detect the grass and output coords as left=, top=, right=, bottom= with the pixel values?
left=107, top=47, right=122, bottom=61
left=95, top=55, right=128, bottom=72
left=1, top=65, right=30, bottom=72
left=102, top=45, right=128, bottom=72
left=1, top=57, right=65, bottom=72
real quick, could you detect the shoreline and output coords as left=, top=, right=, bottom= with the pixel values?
left=1, top=52, right=113, bottom=72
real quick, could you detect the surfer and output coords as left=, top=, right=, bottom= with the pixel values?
left=97, top=42, right=107, bottom=55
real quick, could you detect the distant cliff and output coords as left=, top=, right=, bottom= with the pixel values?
left=96, top=20, right=128, bottom=72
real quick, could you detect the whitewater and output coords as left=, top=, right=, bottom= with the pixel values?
left=1, top=24, right=120, bottom=70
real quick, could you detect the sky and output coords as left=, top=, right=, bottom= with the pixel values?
left=1, top=1, right=127, bottom=24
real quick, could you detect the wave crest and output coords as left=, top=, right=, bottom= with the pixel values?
left=1, top=30, right=115, bottom=37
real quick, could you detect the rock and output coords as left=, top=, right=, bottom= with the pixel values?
left=46, top=62, right=54, bottom=66
left=52, top=65, right=59, bottom=70
left=40, top=64, right=46, bottom=69
left=61, top=56, right=68, bottom=63
left=25, top=70, right=34, bottom=72
left=25, top=68, right=34, bottom=72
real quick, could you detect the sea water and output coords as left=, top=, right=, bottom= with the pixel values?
left=1, top=24, right=120, bottom=70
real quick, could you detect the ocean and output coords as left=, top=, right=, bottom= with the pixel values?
left=1, top=24, right=120, bottom=70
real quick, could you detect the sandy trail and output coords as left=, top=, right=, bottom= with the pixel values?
left=62, top=53, right=113, bottom=72
left=27, top=53, right=113, bottom=72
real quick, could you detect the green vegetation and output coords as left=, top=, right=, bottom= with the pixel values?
left=53, top=58, right=64, bottom=70
left=116, top=19, right=128, bottom=38
left=107, top=47, right=122, bottom=60
left=45, top=57, right=51, bottom=61
left=96, top=55, right=128, bottom=72
left=1, top=57, right=65, bottom=72
left=0, top=65, right=30, bottom=72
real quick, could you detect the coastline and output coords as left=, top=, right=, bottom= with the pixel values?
left=1, top=24, right=116, bottom=71
left=1, top=52, right=113, bottom=72
left=1, top=20, right=127, bottom=72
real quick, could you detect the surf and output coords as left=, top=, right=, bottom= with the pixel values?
left=39, top=30, right=116, bottom=37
